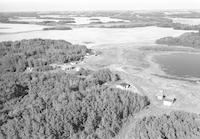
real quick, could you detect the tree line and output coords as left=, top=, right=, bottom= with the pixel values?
left=156, top=32, right=200, bottom=48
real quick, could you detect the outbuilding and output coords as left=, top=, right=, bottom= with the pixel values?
left=163, top=95, right=176, bottom=106
left=116, top=83, right=131, bottom=90
left=163, top=99, right=174, bottom=106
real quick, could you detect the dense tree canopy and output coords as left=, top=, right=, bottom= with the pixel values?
left=0, top=39, right=150, bottom=139
left=0, top=70, right=150, bottom=139
left=0, top=39, right=89, bottom=74
left=156, top=32, right=200, bottom=48
left=133, top=111, right=200, bottom=139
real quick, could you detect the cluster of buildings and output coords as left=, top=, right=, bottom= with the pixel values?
left=156, top=90, right=176, bottom=106
left=55, top=50, right=99, bottom=72
left=35, top=50, right=99, bottom=73
left=115, top=83, right=177, bottom=107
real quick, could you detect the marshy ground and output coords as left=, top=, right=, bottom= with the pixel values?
left=83, top=41, right=200, bottom=113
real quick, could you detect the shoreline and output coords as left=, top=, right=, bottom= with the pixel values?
left=86, top=42, right=200, bottom=114
left=146, top=49, right=200, bottom=82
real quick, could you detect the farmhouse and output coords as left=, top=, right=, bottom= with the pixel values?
left=156, top=91, right=176, bottom=106
left=116, top=83, right=131, bottom=90
left=164, top=95, right=176, bottom=106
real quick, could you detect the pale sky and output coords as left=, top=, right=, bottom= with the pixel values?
left=0, top=0, right=200, bottom=12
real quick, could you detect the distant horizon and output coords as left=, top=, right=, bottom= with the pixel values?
left=0, top=0, right=200, bottom=12
left=1, top=9, right=200, bottom=13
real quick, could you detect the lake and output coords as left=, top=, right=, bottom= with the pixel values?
left=154, top=53, right=200, bottom=78
left=39, top=15, right=67, bottom=18
left=0, top=24, right=189, bottom=47
left=0, top=23, right=46, bottom=33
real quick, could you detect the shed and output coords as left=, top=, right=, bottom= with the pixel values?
left=163, top=99, right=174, bottom=106
left=163, top=94, right=176, bottom=106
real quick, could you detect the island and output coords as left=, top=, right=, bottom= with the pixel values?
left=43, top=26, right=72, bottom=30
left=2, top=11, right=200, bottom=31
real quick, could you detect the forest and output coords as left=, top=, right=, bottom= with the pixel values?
left=43, top=26, right=72, bottom=31
left=0, top=38, right=89, bottom=73
left=0, top=39, right=150, bottom=139
left=133, top=111, right=200, bottom=139
left=156, top=32, right=200, bottom=48
left=0, top=70, right=150, bottom=139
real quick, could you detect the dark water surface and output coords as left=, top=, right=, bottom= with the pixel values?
left=154, top=53, right=200, bottom=78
